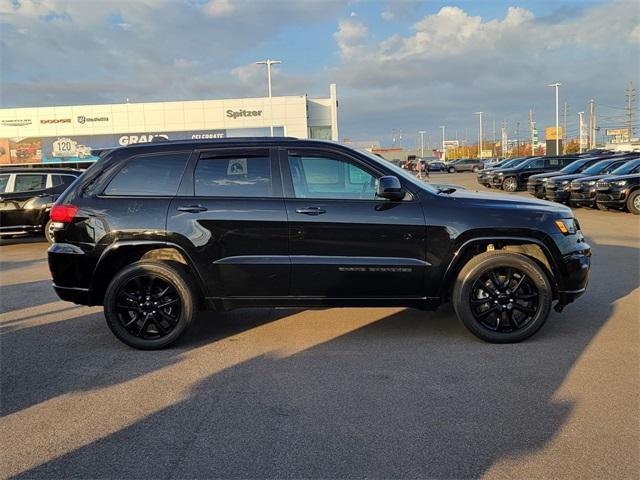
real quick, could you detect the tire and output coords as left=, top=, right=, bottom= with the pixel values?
left=452, top=251, right=553, bottom=343
left=104, top=261, right=197, bottom=349
left=448, top=167, right=456, bottom=173
left=472, top=166, right=480, bottom=173
left=44, top=219, right=55, bottom=243
left=502, top=177, right=518, bottom=192
left=627, top=190, right=640, bottom=215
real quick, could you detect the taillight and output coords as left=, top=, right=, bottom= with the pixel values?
left=50, top=204, right=78, bottom=223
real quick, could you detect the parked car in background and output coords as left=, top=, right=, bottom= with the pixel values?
left=48, top=138, right=590, bottom=349
left=0, top=168, right=82, bottom=242
left=527, top=156, right=607, bottom=199
left=491, top=156, right=578, bottom=192
left=569, top=158, right=640, bottom=208
left=427, top=161, right=446, bottom=172
left=478, top=157, right=529, bottom=188
left=448, top=158, right=484, bottom=173
left=545, top=157, right=633, bottom=204
left=596, top=173, right=640, bottom=214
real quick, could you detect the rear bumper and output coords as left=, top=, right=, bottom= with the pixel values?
left=48, top=242, right=94, bottom=305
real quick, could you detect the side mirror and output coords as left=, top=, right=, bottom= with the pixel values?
left=376, top=176, right=404, bottom=201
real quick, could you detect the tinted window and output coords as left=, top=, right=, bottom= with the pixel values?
left=583, top=160, right=614, bottom=175
left=105, top=153, right=189, bottom=196
left=14, top=174, right=46, bottom=192
left=52, top=174, right=77, bottom=188
left=0, top=174, right=9, bottom=193
left=195, top=154, right=271, bottom=197
left=526, top=158, right=545, bottom=169
left=547, top=158, right=561, bottom=167
left=289, top=154, right=377, bottom=200
left=611, top=160, right=640, bottom=175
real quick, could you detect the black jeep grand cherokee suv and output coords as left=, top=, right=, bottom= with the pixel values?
left=48, top=139, right=591, bottom=349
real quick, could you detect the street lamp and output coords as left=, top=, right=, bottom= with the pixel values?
left=474, top=112, right=483, bottom=160
left=256, top=59, right=281, bottom=137
left=418, top=130, right=426, bottom=157
left=548, top=83, right=561, bottom=155
left=440, top=126, right=446, bottom=161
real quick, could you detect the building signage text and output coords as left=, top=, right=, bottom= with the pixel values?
left=226, top=109, right=262, bottom=119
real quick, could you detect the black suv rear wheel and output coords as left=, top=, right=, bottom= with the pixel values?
left=104, top=261, right=196, bottom=349
left=453, top=251, right=552, bottom=343
left=502, top=177, right=518, bottom=192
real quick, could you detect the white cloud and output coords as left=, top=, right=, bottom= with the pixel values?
left=334, top=19, right=368, bottom=58
left=204, top=0, right=235, bottom=17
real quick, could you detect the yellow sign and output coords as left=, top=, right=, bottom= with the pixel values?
left=606, top=128, right=627, bottom=136
left=545, top=127, right=563, bottom=140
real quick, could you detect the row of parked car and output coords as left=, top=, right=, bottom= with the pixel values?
left=475, top=151, right=640, bottom=214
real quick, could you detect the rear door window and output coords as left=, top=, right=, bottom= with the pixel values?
left=526, top=158, right=545, bottom=169
left=104, top=152, right=190, bottom=196
left=194, top=151, right=272, bottom=197
left=0, top=174, right=9, bottom=193
left=14, top=174, right=47, bottom=192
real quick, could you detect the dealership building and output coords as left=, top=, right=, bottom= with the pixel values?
left=0, top=84, right=338, bottom=165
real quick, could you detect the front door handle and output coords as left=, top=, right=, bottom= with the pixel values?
left=178, top=205, right=208, bottom=213
left=295, top=207, right=326, bottom=216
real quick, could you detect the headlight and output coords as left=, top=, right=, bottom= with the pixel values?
left=542, top=178, right=549, bottom=182
left=497, top=172, right=504, bottom=176
left=612, top=180, right=627, bottom=186
left=586, top=181, right=596, bottom=186
left=554, top=218, right=577, bottom=235
left=562, top=180, right=569, bottom=185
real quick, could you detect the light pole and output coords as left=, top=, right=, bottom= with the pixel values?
left=548, top=83, right=561, bottom=155
left=418, top=130, right=426, bottom=157
left=256, top=59, right=281, bottom=136
left=440, top=126, right=446, bottom=161
left=578, top=111, right=586, bottom=153
left=474, top=112, right=483, bottom=160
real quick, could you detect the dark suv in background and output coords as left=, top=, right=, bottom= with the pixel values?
left=526, top=156, right=606, bottom=199
left=569, top=158, right=640, bottom=208
left=477, top=157, right=528, bottom=188
left=491, top=156, right=578, bottom=192
left=48, top=138, right=590, bottom=349
left=596, top=172, right=640, bottom=214
left=0, top=168, right=81, bottom=242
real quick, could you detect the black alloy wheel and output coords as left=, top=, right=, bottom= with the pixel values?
left=469, top=266, right=538, bottom=333
left=104, top=261, right=196, bottom=349
left=453, top=251, right=552, bottom=343
left=114, top=275, right=182, bottom=340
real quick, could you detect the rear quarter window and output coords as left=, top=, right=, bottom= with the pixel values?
left=104, top=152, right=190, bottom=196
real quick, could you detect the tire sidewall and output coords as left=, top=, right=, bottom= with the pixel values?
left=44, top=219, right=54, bottom=243
left=453, top=253, right=552, bottom=343
left=104, top=262, right=194, bottom=349
left=502, top=177, right=517, bottom=192
left=627, top=191, right=640, bottom=215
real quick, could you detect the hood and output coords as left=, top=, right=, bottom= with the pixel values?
left=546, top=173, right=588, bottom=183
left=600, top=172, right=640, bottom=182
left=528, top=171, right=565, bottom=182
left=570, top=173, right=611, bottom=184
left=444, top=188, right=572, bottom=216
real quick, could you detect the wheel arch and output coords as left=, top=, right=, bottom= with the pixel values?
left=89, top=241, right=206, bottom=306
left=440, top=235, right=562, bottom=302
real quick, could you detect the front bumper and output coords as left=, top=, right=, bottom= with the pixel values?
left=557, top=248, right=591, bottom=305
left=569, top=188, right=597, bottom=206
left=527, top=183, right=545, bottom=198
left=545, top=186, right=571, bottom=202
left=595, top=189, right=628, bottom=208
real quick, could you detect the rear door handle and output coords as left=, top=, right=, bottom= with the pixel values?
left=178, top=205, right=208, bottom=213
left=295, top=207, right=326, bottom=216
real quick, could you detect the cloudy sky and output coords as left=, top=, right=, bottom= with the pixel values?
left=1, top=0, right=638, bottom=147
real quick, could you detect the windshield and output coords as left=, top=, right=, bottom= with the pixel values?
left=560, top=159, right=591, bottom=174
left=582, top=159, right=616, bottom=175
left=500, top=158, right=528, bottom=169
left=355, top=147, right=439, bottom=193
left=610, top=159, right=640, bottom=175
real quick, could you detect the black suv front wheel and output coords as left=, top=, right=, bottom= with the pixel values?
left=502, top=177, right=518, bottom=192
left=453, top=251, right=552, bottom=343
left=104, top=261, right=196, bottom=349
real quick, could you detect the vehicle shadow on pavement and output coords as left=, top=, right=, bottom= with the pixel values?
left=3, top=241, right=639, bottom=479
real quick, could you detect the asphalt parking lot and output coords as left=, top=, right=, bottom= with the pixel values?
left=1, top=172, right=638, bottom=479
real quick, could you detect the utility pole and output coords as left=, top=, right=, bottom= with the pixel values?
left=440, top=126, right=446, bottom=161
left=562, top=102, right=568, bottom=154
left=516, top=121, right=520, bottom=156
left=578, top=111, right=586, bottom=153
left=255, top=59, right=281, bottom=137
left=548, top=83, right=561, bottom=156
left=501, top=120, right=508, bottom=159
left=588, top=99, right=595, bottom=149
left=418, top=130, right=426, bottom=157
left=492, top=118, right=496, bottom=158
left=529, top=109, right=535, bottom=156
left=627, top=81, right=635, bottom=143
left=475, top=112, right=483, bottom=160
